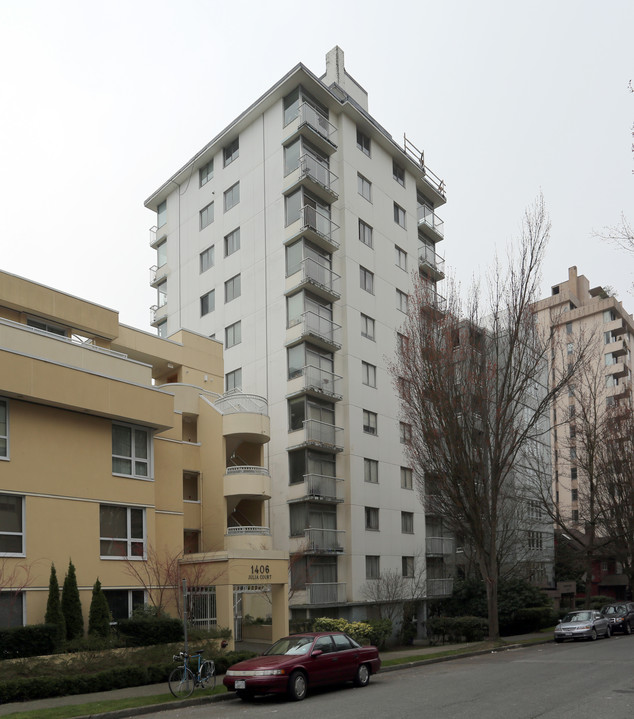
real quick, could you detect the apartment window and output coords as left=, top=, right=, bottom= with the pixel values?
left=104, top=589, right=145, bottom=621
left=289, top=449, right=336, bottom=486
left=157, top=280, right=167, bottom=307
left=0, top=494, right=23, bottom=555
left=225, top=321, right=241, bottom=348
left=157, top=200, right=166, bottom=228
left=27, top=317, right=68, bottom=336
left=289, top=396, right=335, bottom=432
left=224, top=182, right=240, bottom=212
left=225, top=274, right=241, bottom=303
left=527, top=499, right=543, bottom=520
left=572, top=509, right=579, bottom=521
left=571, top=488, right=578, bottom=501
left=394, top=202, right=406, bottom=228
left=360, top=266, right=374, bottom=294
left=183, top=471, right=199, bottom=501
left=112, top=423, right=150, bottom=478
left=0, top=591, right=23, bottom=627
left=199, top=246, right=214, bottom=273
left=393, top=160, right=405, bottom=186
left=361, top=313, right=375, bottom=340
left=358, top=173, right=372, bottom=202
left=395, top=246, right=407, bottom=270
left=224, top=228, right=240, bottom=257
left=364, top=458, right=379, bottom=484
left=359, top=219, right=373, bottom=248
left=566, top=321, right=573, bottom=335
left=365, top=506, right=379, bottom=531
left=226, top=368, right=242, bottom=392
left=99, top=505, right=146, bottom=559
left=157, top=321, right=167, bottom=339
left=528, top=531, right=543, bottom=551
left=400, top=422, right=412, bottom=444
left=357, top=128, right=371, bottom=156
left=571, top=467, right=578, bottom=480
left=397, top=289, right=409, bottom=313
left=199, top=159, right=214, bottom=187
left=223, top=137, right=239, bottom=166
left=402, top=556, right=414, bottom=578
left=401, top=511, right=414, bottom=534
left=156, top=240, right=167, bottom=267
left=401, top=467, right=413, bottom=490
left=363, top=410, right=377, bottom=435
left=200, top=290, right=215, bottom=316
left=397, top=333, right=409, bottom=355
left=0, top=399, right=7, bottom=459
left=362, top=361, right=377, bottom=388
left=199, top=201, right=214, bottom=229
left=604, top=309, right=617, bottom=322
left=366, top=555, right=380, bottom=579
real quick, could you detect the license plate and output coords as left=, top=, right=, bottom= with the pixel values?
left=235, top=680, right=246, bottom=689
left=565, top=632, right=573, bottom=636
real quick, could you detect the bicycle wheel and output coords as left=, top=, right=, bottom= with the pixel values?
left=169, top=665, right=195, bottom=698
left=200, top=660, right=216, bottom=689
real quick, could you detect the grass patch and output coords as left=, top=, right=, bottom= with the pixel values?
left=0, top=685, right=228, bottom=719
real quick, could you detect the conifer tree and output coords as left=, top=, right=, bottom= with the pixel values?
left=88, top=578, right=111, bottom=638
left=61, top=559, right=84, bottom=640
left=44, top=562, right=66, bottom=646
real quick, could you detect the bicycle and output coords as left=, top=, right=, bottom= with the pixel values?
left=168, top=650, right=216, bottom=698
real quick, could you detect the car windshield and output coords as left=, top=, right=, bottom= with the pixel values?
left=602, top=605, right=625, bottom=616
left=563, top=611, right=591, bottom=622
left=264, top=636, right=313, bottom=656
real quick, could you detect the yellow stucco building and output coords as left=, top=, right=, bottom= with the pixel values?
left=0, top=270, right=288, bottom=645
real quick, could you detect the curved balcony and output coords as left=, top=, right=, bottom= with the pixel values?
left=225, top=525, right=272, bottom=551
left=224, top=465, right=271, bottom=500
left=214, top=393, right=270, bottom=444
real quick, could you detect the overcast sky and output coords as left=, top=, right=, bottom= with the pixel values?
left=1, top=0, right=632, bottom=330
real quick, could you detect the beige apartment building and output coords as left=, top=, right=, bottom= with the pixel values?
left=0, top=270, right=289, bottom=642
left=534, top=266, right=633, bottom=595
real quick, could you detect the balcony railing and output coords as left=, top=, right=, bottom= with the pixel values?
left=307, top=582, right=346, bottom=604
left=299, top=154, right=338, bottom=193
left=214, top=392, right=268, bottom=416
left=301, top=364, right=342, bottom=398
left=298, top=205, right=340, bottom=247
left=299, top=102, right=337, bottom=145
left=303, top=418, right=343, bottom=448
left=292, top=310, right=341, bottom=348
left=305, top=528, right=344, bottom=553
left=150, top=304, right=167, bottom=325
left=297, top=258, right=341, bottom=297
left=225, top=465, right=270, bottom=476
left=149, top=264, right=167, bottom=286
left=149, top=225, right=158, bottom=247
left=426, top=578, right=454, bottom=597
left=421, top=291, right=447, bottom=314
left=418, top=244, right=445, bottom=278
left=227, top=525, right=271, bottom=536
left=426, top=536, right=455, bottom=556
left=304, top=473, right=343, bottom=501
left=418, top=205, right=445, bottom=238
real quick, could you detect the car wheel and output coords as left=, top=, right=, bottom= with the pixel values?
left=590, top=628, right=597, bottom=641
left=288, top=671, right=307, bottom=701
left=625, top=623, right=632, bottom=635
left=605, top=625, right=611, bottom=638
left=353, top=663, right=370, bottom=687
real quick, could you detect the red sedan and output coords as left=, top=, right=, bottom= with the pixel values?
left=223, top=631, right=381, bottom=701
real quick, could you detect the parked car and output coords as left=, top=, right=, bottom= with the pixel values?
left=600, top=602, right=634, bottom=635
left=554, top=610, right=611, bottom=642
left=223, top=631, right=381, bottom=701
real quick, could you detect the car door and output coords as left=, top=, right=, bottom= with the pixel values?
left=310, top=635, right=337, bottom=685
left=330, top=633, right=358, bottom=680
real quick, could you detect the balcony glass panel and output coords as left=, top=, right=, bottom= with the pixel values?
left=417, top=205, right=445, bottom=237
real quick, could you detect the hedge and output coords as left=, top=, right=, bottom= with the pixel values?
left=0, top=624, right=59, bottom=660
left=428, top=616, right=488, bottom=643
left=116, top=617, right=183, bottom=646
left=311, top=617, right=392, bottom=648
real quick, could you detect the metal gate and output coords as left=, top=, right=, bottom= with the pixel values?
left=233, top=589, right=243, bottom=641
left=187, top=586, right=217, bottom=629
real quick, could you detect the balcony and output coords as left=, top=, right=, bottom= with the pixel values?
left=149, top=225, right=167, bottom=249
left=150, top=303, right=167, bottom=326
left=288, top=364, right=342, bottom=401
left=420, top=290, right=447, bottom=316
left=426, top=536, right=455, bottom=557
left=286, top=206, right=340, bottom=253
left=287, top=418, right=343, bottom=453
left=424, top=495, right=444, bottom=515
left=418, top=205, right=445, bottom=242
left=605, top=338, right=628, bottom=357
left=149, top=264, right=167, bottom=288
left=285, top=154, right=338, bottom=204
left=604, top=317, right=625, bottom=336
left=418, top=244, right=445, bottom=281
left=286, top=258, right=341, bottom=302
left=307, top=582, right=346, bottom=604
left=303, top=473, right=344, bottom=502
left=223, top=465, right=271, bottom=501
left=285, top=103, right=337, bottom=155
left=287, top=311, right=341, bottom=351
left=605, top=360, right=628, bottom=378
left=225, top=524, right=272, bottom=551
left=607, top=378, right=631, bottom=399
left=426, top=578, right=454, bottom=597
left=305, top=528, right=344, bottom=554
left=213, top=393, right=270, bottom=445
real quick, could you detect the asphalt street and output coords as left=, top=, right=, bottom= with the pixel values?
left=141, top=635, right=634, bottom=719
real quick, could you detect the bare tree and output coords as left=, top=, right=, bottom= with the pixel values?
left=392, top=196, right=579, bottom=640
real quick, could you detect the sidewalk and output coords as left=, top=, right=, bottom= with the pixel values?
left=0, top=634, right=549, bottom=718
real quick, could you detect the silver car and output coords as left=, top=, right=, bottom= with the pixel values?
left=554, top=610, right=611, bottom=643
